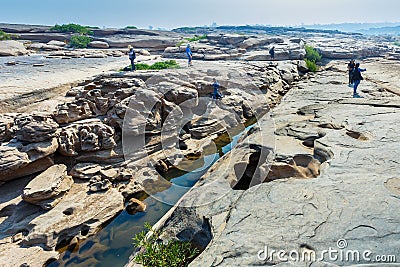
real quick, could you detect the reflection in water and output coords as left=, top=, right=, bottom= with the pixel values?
left=49, top=126, right=252, bottom=267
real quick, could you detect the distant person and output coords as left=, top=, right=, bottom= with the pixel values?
left=347, top=59, right=356, bottom=86
left=186, top=44, right=193, bottom=67
left=128, top=45, right=136, bottom=71
left=269, top=46, right=275, bottom=60
left=212, top=78, right=223, bottom=99
left=352, top=62, right=366, bottom=97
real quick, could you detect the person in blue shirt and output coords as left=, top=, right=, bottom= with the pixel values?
left=128, top=45, right=136, bottom=71
left=186, top=44, right=193, bottom=67
left=212, top=78, right=223, bottom=99
left=352, top=62, right=366, bottom=97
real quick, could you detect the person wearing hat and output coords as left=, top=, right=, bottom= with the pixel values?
left=186, top=44, right=193, bottom=67
left=128, top=45, right=136, bottom=71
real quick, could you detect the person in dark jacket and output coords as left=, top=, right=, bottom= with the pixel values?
left=352, top=62, right=366, bottom=97
left=269, top=46, right=275, bottom=60
left=186, top=44, right=193, bottom=67
left=347, top=59, right=355, bottom=86
left=212, top=78, right=223, bottom=99
left=128, top=45, right=136, bottom=71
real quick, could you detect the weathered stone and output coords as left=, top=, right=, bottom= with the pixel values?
left=126, top=198, right=146, bottom=215
left=14, top=114, right=58, bottom=142
left=58, top=119, right=116, bottom=157
left=47, top=40, right=66, bottom=46
left=70, top=163, right=102, bottom=180
left=22, top=164, right=74, bottom=210
left=0, top=137, right=58, bottom=183
left=0, top=114, right=14, bottom=142
left=0, top=40, right=28, bottom=56
left=53, top=99, right=94, bottom=124
left=88, top=41, right=110, bottom=49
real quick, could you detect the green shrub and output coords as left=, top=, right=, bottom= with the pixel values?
left=133, top=223, right=199, bottom=267
left=394, top=41, right=400, bottom=47
left=125, top=26, right=138, bottom=29
left=305, top=45, right=322, bottom=63
left=176, top=40, right=186, bottom=47
left=185, top=34, right=207, bottom=42
left=176, top=35, right=207, bottom=47
left=305, top=59, right=318, bottom=72
left=50, top=23, right=93, bottom=35
left=69, top=35, right=92, bottom=48
left=0, top=29, right=11, bottom=40
left=123, top=60, right=180, bottom=71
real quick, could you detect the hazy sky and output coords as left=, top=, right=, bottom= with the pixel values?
left=1, top=0, right=399, bottom=29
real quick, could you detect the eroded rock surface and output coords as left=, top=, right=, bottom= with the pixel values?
left=22, top=164, right=73, bottom=210
left=153, top=64, right=400, bottom=267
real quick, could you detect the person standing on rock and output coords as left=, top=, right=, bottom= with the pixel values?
left=347, top=59, right=356, bottom=86
left=186, top=44, right=193, bottom=67
left=128, top=45, right=136, bottom=71
left=352, top=62, right=366, bottom=97
left=269, top=46, right=275, bottom=60
left=212, top=78, right=223, bottom=99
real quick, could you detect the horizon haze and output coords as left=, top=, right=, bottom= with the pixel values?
left=1, top=0, right=400, bottom=30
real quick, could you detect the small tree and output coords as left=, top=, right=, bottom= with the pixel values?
left=305, top=45, right=322, bottom=62
left=304, top=45, right=322, bottom=72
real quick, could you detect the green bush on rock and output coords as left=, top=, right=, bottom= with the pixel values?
left=50, top=23, right=93, bottom=35
left=305, top=45, right=322, bottom=63
left=305, top=59, right=318, bottom=72
left=304, top=44, right=322, bottom=72
left=69, top=35, right=92, bottom=48
left=0, top=29, right=11, bottom=40
left=123, top=60, right=180, bottom=71
left=133, top=223, right=199, bottom=267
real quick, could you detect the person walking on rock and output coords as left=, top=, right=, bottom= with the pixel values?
left=212, top=78, right=223, bottom=99
left=269, top=46, right=275, bottom=60
left=128, top=45, right=136, bottom=71
left=347, top=59, right=355, bottom=86
left=352, top=62, right=366, bottom=97
left=186, top=44, right=193, bottom=67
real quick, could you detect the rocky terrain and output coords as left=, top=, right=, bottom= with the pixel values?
left=1, top=24, right=399, bottom=267
left=135, top=59, right=400, bottom=267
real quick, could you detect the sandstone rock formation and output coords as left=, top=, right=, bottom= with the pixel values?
left=0, top=40, right=29, bottom=56
left=22, top=164, right=73, bottom=210
left=152, top=62, right=400, bottom=267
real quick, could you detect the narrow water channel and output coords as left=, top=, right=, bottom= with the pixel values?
left=49, top=125, right=252, bottom=267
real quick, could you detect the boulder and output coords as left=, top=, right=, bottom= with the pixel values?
left=47, top=40, right=66, bottom=46
left=0, top=114, right=14, bottom=143
left=70, top=163, right=102, bottom=180
left=138, top=49, right=151, bottom=56
left=126, top=198, right=146, bottom=215
left=28, top=43, right=64, bottom=51
left=22, top=164, right=74, bottom=210
left=88, top=41, right=110, bottom=49
left=0, top=40, right=28, bottom=56
left=53, top=99, right=94, bottom=124
left=58, top=119, right=116, bottom=157
left=0, top=137, right=58, bottom=183
left=14, top=114, right=58, bottom=143
left=296, top=60, right=309, bottom=73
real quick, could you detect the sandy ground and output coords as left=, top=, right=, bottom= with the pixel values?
left=0, top=54, right=127, bottom=113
